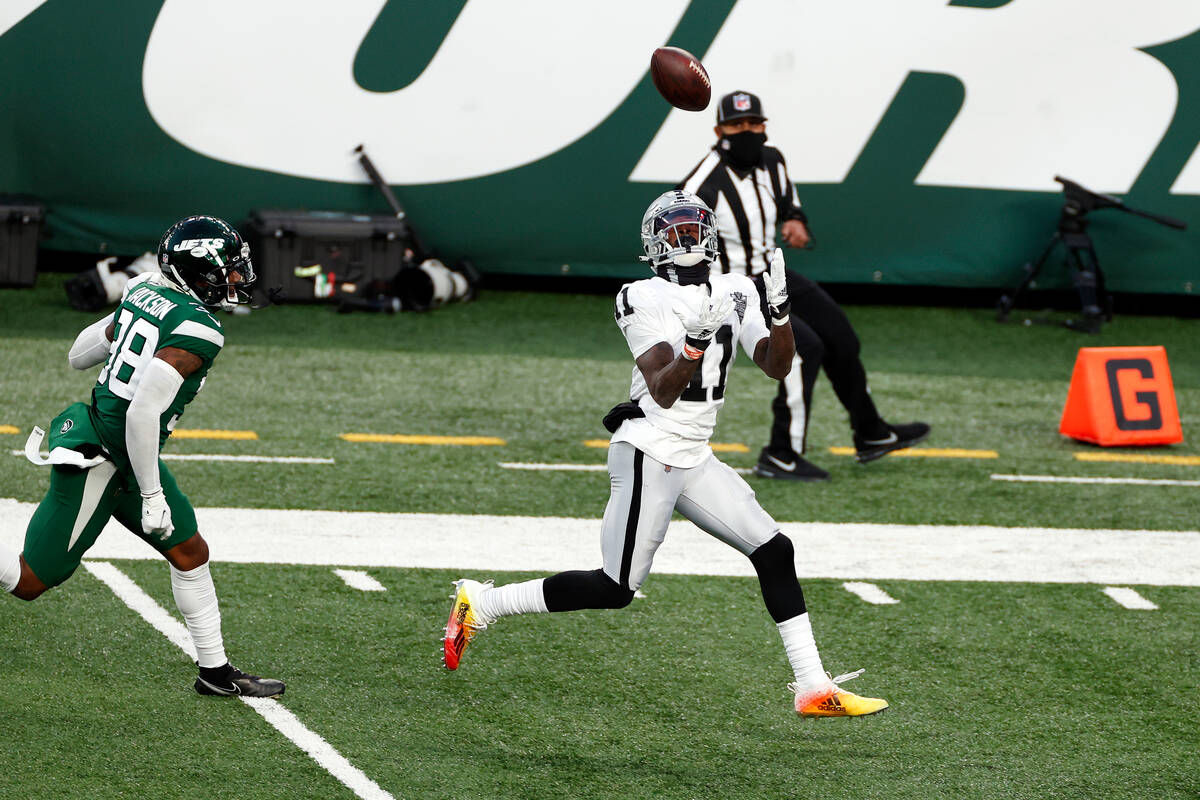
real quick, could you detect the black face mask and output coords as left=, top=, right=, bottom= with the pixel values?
left=719, top=131, right=767, bottom=169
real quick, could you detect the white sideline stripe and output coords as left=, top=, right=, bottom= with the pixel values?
left=162, top=454, right=335, bottom=464
left=4, top=499, right=1195, bottom=587
left=82, top=561, right=196, bottom=655
left=81, top=561, right=393, bottom=800
left=11, top=450, right=334, bottom=465
left=1103, top=586, right=1158, bottom=610
left=499, top=462, right=606, bottom=471
left=992, top=473, right=1200, bottom=488
left=499, top=461, right=752, bottom=475
left=842, top=581, right=899, bottom=605
left=239, top=698, right=392, bottom=800
left=334, top=569, right=387, bottom=592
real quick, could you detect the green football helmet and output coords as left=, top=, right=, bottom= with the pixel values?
left=157, top=215, right=256, bottom=307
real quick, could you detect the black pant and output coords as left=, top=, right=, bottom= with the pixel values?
left=756, top=269, right=886, bottom=455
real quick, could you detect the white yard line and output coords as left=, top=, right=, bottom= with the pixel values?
left=82, top=561, right=394, bottom=800
left=11, top=450, right=334, bottom=465
left=992, top=473, right=1200, bottom=487
left=499, top=461, right=752, bottom=475
left=1102, top=586, right=1159, bottom=610
left=334, top=569, right=387, bottom=592
left=5, top=499, right=1194, bottom=587
left=841, top=581, right=899, bottom=605
left=498, top=462, right=607, bottom=471
left=162, top=454, right=335, bottom=464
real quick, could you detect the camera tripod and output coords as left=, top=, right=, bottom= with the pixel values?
left=996, top=176, right=1187, bottom=333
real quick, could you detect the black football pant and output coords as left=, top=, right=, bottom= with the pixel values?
left=756, top=269, right=886, bottom=455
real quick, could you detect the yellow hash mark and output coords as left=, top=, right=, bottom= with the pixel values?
left=340, top=433, right=506, bottom=446
left=0, top=425, right=19, bottom=434
left=1075, top=452, right=1200, bottom=466
left=583, top=439, right=748, bottom=453
left=827, top=446, right=998, bottom=459
left=170, top=429, right=259, bottom=440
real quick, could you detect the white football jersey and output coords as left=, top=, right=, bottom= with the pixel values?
left=611, top=273, right=770, bottom=467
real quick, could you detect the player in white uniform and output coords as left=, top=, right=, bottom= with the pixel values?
left=442, top=191, right=887, bottom=718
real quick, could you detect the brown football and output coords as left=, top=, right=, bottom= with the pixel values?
left=650, top=46, right=711, bottom=112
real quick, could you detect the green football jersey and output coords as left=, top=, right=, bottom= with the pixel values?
left=89, top=275, right=224, bottom=471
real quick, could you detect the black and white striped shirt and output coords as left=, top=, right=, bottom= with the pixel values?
left=677, top=145, right=808, bottom=277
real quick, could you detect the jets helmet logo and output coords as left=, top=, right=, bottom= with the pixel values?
left=175, top=238, right=227, bottom=262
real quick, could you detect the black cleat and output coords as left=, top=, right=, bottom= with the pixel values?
left=194, top=663, right=285, bottom=698
left=853, top=422, right=931, bottom=464
left=753, top=449, right=831, bottom=482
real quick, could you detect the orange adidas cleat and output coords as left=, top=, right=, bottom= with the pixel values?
left=442, top=579, right=494, bottom=670
left=791, top=669, right=889, bottom=718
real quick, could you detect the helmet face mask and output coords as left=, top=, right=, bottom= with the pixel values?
left=157, top=215, right=257, bottom=307
left=640, top=190, right=719, bottom=285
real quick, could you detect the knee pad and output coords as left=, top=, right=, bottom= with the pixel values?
left=543, top=568, right=635, bottom=612
left=590, top=569, right=635, bottom=609
left=750, top=533, right=806, bottom=622
left=750, top=532, right=795, bottom=573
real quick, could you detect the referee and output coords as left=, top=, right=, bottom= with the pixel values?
left=678, top=90, right=929, bottom=481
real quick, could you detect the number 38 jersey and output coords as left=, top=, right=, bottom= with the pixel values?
left=89, top=273, right=225, bottom=471
left=611, top=273, right=769, bottom=468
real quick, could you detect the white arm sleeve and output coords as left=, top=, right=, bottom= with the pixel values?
left=125, top=357, right=184, bottom=496
left=67, top=313, right=115, bottom=370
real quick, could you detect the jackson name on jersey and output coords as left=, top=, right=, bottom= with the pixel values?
left=611, top=272, right=769, bottom=468
left=89, top=273, right=225, bottom=471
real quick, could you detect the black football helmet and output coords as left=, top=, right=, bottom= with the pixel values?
left=158, top=215, right=256, bottom=307
left=639, top=190, right=719, bottom=286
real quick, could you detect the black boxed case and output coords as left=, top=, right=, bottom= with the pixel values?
left=0, top=195, right=44, bottom=287
left=243, top=209, right=412, bottom=302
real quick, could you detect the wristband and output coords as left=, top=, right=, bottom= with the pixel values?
left=769, top=300, right=791, bottom=325
left=682, top=339, right=707, bottom=361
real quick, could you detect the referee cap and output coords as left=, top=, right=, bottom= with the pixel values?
left=716, top=91, right=766, bottom=124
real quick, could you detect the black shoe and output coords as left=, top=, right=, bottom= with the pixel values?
left=853, top=422, right=931, bottom=464
left=195, top=663, right=285, bottom=698
left=753, top=450, right=831, bottom=482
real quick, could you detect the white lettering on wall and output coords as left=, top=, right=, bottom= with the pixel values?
left=1171, top=145, right=1200, bottom=194
left=143, top=0, right=689, bottom=184
left=630, top=0, right=1200, bottom=193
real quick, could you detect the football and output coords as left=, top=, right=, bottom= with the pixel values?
left=649, top=46, right=711, bottom=112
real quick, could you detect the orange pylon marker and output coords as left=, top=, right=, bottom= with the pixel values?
left=1059, top=346, right=1182, bottom=446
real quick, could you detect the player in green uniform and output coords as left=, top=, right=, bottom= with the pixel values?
left=1, top=215, right=285, bottom=698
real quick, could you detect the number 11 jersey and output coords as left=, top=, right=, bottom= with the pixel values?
left=611, top=273, right=769, bottom=468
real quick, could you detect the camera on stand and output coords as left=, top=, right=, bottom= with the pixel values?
left=996, top=176, right=1187, bottom=333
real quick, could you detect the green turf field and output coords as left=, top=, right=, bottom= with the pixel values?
left=1, top=275, right=1197, bottom=799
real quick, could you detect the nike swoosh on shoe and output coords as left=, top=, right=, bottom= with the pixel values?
left=197, top=677, right=240, bottom=695
left=766, top=454, right=796, bottom=471
left=861, top=432, right=899, bottom=446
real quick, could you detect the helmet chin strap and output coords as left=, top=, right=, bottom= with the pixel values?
left=673, top=250, right=707, bottom=267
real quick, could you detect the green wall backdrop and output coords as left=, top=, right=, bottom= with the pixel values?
left=1, top=0, right=1198, bottom=293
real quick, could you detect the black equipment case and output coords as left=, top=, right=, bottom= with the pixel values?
left=0, top=195, right=44, bottom=287
left=243, top=209, right=413, bottom=302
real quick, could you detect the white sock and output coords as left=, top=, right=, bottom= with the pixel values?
left=777, top=613, right=828, bottom=692
left=170, top=562, right=227, bottom=668
left=0, top=541, right=20, bottom=593
left=478, top=578, right=549, bottom=619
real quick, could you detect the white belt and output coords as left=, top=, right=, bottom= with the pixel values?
left=24, top=426, right=109, bottom=469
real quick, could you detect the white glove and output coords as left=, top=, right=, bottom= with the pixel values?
left=678, top=293, right=734, bottom=360
left=141, top=488, right=174, bottom=541
left=764, top=247, right=790, bottom=326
